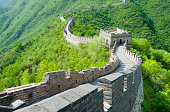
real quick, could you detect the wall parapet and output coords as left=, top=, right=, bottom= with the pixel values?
left=0, top=42, right=119, bottom=108
left=98, top=41, right=143, bottom=112
left=14, top=84, right=104, bottom=112
left=100, top=28, right=132, bottom=39
left=64, top=18, right=94, bottom=45
left=62, top=0, right=131, bottom=46
left=0, top=1, right=144, bottom=112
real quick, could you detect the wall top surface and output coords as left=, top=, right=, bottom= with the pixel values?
left=14, top=84, right=100, bottom=112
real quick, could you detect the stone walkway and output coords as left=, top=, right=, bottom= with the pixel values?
left=114, top=45, right=135, bottom=73
left=90, top=45, right=135, bottom=86
left=90, top=45, right=136, bottom=111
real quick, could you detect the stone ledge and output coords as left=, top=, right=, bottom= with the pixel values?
left=98, top=73, right=123, bottom=84
left=14, top=84, right=102, bottom=112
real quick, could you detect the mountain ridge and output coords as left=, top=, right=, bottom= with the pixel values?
left=0, top=0, right=121, bottom=54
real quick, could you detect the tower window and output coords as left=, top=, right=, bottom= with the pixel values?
left=120, top=39, right=123, bottom=44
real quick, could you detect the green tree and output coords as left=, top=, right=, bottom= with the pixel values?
left=151, top=91, right=170, bottom=112
left=20, top=69, right=35, bottom=85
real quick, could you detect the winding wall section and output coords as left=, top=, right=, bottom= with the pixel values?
left=64, top=18, right=94, bottom=45
left=0, top=42, right=119, bottom=110
left=0, top=0, right=144, bottom=112
left=98, top=42, right=144, bottom=112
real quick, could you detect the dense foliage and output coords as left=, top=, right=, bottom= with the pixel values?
left=0, top=0, right=121, bottom=54
left=0, top=0, right=120, bottom=90
left=130, top=38, right=170, bottom=112
left=65, top=1, right=170, bottom=111
left=66, top=1, right=170, bottom=52
left=132, top=0, right=170, bottom=52
left=0, top=19, right=109, bottom=91
left=0, top=0, right=169, bottom=111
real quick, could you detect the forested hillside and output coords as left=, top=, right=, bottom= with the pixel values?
left=0, top=0, right=119, bottom=90
left=0, top=0, right=169, bottom=111
left=131, top=39, right=170, bottom=112
left=0, top=0, right=121, bottom=54
left=65, top=1, right=170, bottom=111
left=0, top=18, right=110, bottom=91
left=132, top=0, right=170, bottom=52
left=0, top=0, right=123, bottom=91
left=67, top=0, right=170, bottom=52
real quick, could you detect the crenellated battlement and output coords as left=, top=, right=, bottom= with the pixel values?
left=100, top=28, right=130, bottom=34
left=100, top=28, right=132, bottom=38
left=0, top=0, right=144, bottom=112
left=0, top=42, right=119, bottom=109
left=64, top=19, right=132, bottom=48
left=100, top=28, right=132, bottom=49
left=62, top=0, right=132, bottom=47
left=98, top=42, right=143, bottom=112
left=5, top=41, right=143, bottom=112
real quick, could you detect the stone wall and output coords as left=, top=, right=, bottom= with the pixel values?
left=62, top=0, right=131, bottom=46
left=0, top=42, right=119, bottom=107
left=60, top=15, right=66, bottom=22
left=98, top=42, right=143, bottom=112
left=64, top=18, right=94, bottom=45
left=111, top=2, right=125, bottom=6
left=0, top=0, right=144, bottom=112
left=14, top=84, right=104, bottom=112
left=123, top=0, right=131, bottom=3
left=100, top=28, right=132, bottom=49
left=132, top=76, right=144, bottom=112
left=64, top=19, right=133, bottom=47
left=0, top=42, right=143, bottom=112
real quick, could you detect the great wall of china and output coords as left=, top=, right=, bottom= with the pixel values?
left=0, top=0, right=144, bottom=112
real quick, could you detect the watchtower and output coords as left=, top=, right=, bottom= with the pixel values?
left=100, top=28, right=132, bottom=49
